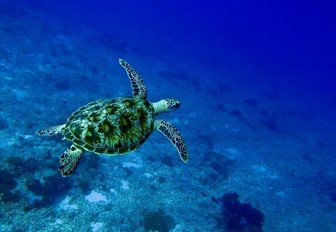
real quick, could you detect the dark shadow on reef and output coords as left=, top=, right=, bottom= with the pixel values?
left=203, top=151, right=234, bottom=181
left=216, top=192, right=265, bottom=232
left=24, top=174, right=72, bottom=211
left=143, top=209, right=176, bottom=232
left=0, top=169, right=21, bottom=203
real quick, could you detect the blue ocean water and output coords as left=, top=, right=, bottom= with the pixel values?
left=0, top=0, right=335, bottom=231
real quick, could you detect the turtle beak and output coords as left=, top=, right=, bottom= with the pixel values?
left=175, top=101, right=180, bottom=109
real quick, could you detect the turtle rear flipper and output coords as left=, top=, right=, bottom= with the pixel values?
left=155, top=119, right=188, bottom=163
left=59, top=145, right=83, bottom=177
left=37, top=124, right=65, bottom=136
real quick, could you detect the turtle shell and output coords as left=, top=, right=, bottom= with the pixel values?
left=62, top=96, right=155, bottom=155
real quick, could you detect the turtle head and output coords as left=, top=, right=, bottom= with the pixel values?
left=153, top=99, right=180, bottom=115
left=165, top=99, right=180, bottom=110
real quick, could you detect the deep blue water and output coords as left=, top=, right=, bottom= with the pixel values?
left=0, top=0, right=335, bottom=231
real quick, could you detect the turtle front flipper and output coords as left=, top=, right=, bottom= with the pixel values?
left=119, top=59, right=148, bottom=99
left=36, top=124, right=65, bottom=136
left=155, top=119, right=188, bottom=163
left=59, top=145, right=83, bottom=177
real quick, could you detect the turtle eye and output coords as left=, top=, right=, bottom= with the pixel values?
left=172, top=101, right=180, bottom=110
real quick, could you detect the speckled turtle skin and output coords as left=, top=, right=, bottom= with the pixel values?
left=62, top=96, right=155, bottom=155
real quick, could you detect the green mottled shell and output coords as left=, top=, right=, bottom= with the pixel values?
left=62, top=96, right=154, bottom=155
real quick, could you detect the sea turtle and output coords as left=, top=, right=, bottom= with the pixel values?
left=37, top=59, right=188, bottom=177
